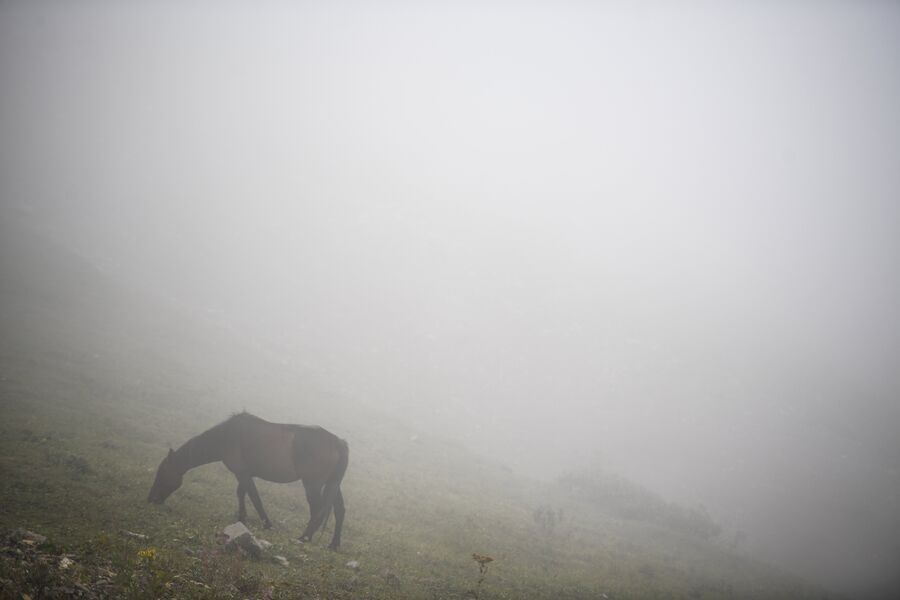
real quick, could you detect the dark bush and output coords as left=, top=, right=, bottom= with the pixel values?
left=559, top=471, right=721, bottom=540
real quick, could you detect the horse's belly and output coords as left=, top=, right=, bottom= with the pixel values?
left=256, top=468, right=298, bottom=484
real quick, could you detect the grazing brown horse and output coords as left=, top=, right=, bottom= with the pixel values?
left=147, top=412, right=349, bottom=549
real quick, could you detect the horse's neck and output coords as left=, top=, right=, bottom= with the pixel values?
left=176, top=429, right=225, bottom=472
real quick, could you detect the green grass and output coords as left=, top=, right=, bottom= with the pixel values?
left=0, top=340, right=832, bottom=600
left=0, top=223, right=834, bottom=599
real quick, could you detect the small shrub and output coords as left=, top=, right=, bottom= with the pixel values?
left=46, top=451, right=93, bottom=477
left=469, top=553, right=494, bottom=599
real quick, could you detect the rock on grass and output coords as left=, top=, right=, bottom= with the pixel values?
left=222, top=522, right=264, bottom=558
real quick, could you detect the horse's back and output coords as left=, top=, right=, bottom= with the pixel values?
left=228, top=416, right=301, bottom=483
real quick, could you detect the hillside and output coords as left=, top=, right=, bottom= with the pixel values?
left=0, top=221, right=831, bottom=599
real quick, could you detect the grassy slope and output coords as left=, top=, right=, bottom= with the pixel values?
left=0, top=222, right=830, bottom=599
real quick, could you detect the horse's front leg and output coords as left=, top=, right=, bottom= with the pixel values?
left=236, top=480, right=247, bottom=523
left=245, top=478, right=273, bottom=529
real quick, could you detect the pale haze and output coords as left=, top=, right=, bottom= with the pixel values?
left=2, top=1, right=899, bottom=597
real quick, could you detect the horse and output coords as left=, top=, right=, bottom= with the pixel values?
left=147, top=412, right=349, bottom=550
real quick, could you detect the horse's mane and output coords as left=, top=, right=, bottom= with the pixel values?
left=176, top=412, right=257, bottom=453
left=223, top=410, right=268, bottom=425
left=190, top=411, right=264, bottom=440
left=229, top=410, right=259, bottom=420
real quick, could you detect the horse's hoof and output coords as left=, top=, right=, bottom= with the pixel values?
left=263, top=521, right=273, bottom=530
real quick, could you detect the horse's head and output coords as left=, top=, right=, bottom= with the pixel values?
left=147, top=448, right=183, bottom=504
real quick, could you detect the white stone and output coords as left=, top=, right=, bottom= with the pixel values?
left=222, top=522, right=263, bottom=558
left=223, top=522, right=253, bottom=541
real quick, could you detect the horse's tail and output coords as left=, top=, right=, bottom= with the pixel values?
left=336, top=438, right=350, bottom=481
left=312, top=437, right=349, bottom=535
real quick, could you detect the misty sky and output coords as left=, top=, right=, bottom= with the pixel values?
left=2, top=1, right=899, bottom=595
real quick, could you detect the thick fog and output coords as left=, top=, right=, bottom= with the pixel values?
left=2, top=0, right=899, bottom=596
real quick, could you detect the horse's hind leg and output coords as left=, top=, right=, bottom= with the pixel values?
left=244, top=478, right=273, bottom=529
left=328, top=488, right=345, bottom=550
left=303, top=479, right=339, bottom=544
left=299, top=480, right=323, bottom=542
